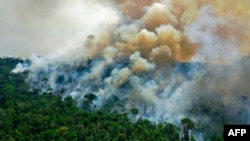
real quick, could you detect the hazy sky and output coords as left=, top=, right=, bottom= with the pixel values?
left=0, top=0, right=118, bottom=58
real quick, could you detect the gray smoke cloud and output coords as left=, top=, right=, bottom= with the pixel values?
left=185, top=5, right=241, bottom=64
left=8, top=0, right=250, bottom=140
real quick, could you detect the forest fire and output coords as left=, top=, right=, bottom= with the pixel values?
left=7, top=0, right=250, bottom=140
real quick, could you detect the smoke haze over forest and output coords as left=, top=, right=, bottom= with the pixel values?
left=1, top=0, right=250, bottom=140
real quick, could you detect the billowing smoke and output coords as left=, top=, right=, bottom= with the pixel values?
left=10, top=0, right=250, bottom=139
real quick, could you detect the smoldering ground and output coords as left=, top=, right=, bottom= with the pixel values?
left=6, top=0, right=250, bottom=140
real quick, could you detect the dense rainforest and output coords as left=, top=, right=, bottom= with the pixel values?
left=0, top=57, right=223, bottom=141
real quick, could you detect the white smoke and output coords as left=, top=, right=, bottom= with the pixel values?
left=0, top=0, right=119, bottom=57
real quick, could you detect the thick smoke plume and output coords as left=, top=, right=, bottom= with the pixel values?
left=10, top=0, right=250, bottom=139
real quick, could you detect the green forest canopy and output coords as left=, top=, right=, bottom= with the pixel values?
left=0, top=57, right=223, bottom=141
